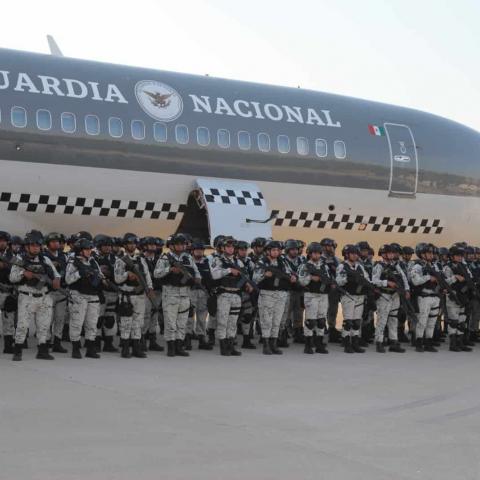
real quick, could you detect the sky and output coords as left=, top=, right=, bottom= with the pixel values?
left=2, top=0, right=479, bottom=131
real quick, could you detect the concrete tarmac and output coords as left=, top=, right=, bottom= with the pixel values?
left=1, top=340, right=480, bottom=480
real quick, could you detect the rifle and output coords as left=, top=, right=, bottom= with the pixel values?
left=1, top=255, right=70, bottom=298
left=121, top=255, right=160, bottom=311
left=166, top=254, right=197, bottom=287
left=222, top=260, right=259, bottom=293
left=425, top=264, right=464, bottom=306
left=304, top=263, right=353, bottom=299
left=384, top=270, right=418, bottom=324
left=345, top=264, right=378, bottom=311
left=259, top=265, right=295, bottom=283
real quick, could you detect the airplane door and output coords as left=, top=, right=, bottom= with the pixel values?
left=385, top=123, right=418, bottom=197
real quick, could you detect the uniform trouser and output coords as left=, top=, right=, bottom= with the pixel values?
left=216, top=292, right=242, bottom=340
left=416, top=295, right=440, bottom=339
left=47, top=291, right=68, bottom=340
left=189, top=288, right=209, bottom=336
left=0, top=291, right=16, bottom=336
left=15, top=292, right=53, bottom=344
left=340, top=294, right=364, bottom=337
left=119, top=294, right=145, bottom=341
left=303, top=292, right=329, bottom=337
left=142, top=290, right=162, bottom=335
left=445, top=297, right=467, bottom=336
left=327, top=290, right=340, bottom=329
left=69, top=292, right=100, bottom=342
left=207, top=314, right=217, bottom=330
left=375, top=293, right=400, bottom=342
left=162, top=288, right=190, bottom=341
left=239, top=291, right=254, bottom=336
left=283, top=290, right=304, bottom=331
left=468, top=298, right=480, bottom=333
left=258, top=290, right=289, bottom=339
left=97, top=291, right=118, bottom=337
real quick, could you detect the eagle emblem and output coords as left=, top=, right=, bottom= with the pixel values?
left=143, top=90, right=173, bottom=108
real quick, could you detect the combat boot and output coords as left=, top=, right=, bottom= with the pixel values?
left=269, top=338, right=283, bottom=355
left=3, top=335, right=14, bottom=354
left=198, top=335, right=213, bottom=350
left=148, top=333, right=164, bottom=352
left=36, top=343, right=54, bottom=360
left=303, top=336, right=314, bottom=354
left=344, top=336, right=354, bottom=353
left=184, top=333, right=192, bottom=351
left=293, top=327, right=304, bottom=344
left=175, top=339, right=189, bottom=357
left=167, top=340, right=176, bottom=357
left=388, top=341, right=405, bottom=353
left=219, top=338, right=231, bottom=356
left=463, top=333, right=475, bottom=347
left=132, top=339, right=147, bottom=358
left=228, top=338, right=242, bottom=356
left=424, top=338, right=438, bottom=352
left=314, top=336, right=329, bottom=354
left=103, top=336, right=118, bottom=352
left=415, top=337, right=424, bottom=352
left=458, top=335, right=473, bottom=352
left=262, top=338, right=272, bottom=355
left=376, top=341, right=386, bottom=353
left=139, top=335, right=147, bottom=352
left=94, top=336, right=102, bottom=352
left=71, top=341, right=82, bottom=359
left=207, top=328, right=215, bottom=346
left=398, top=327, right=409, bottom=343
left=52, top=336, right=68, bottom=353
left=449, top=335, right=461, bottom=352
left=277, top=329, right=289, bottom=348
left=329, top=327, right=341, bottom=343
left=120, top=339, right=131, bottom=359
left=85, top=339, right=101, bottom=359
left=12, top=343, right=22, bottom=361
left=241, top=335, right=256, bottom=349
left=351, top=336, right=365, bottom=353
left=62, top=324, right=70, bottom=342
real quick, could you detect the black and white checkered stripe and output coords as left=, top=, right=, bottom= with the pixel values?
left=0, top=192, right=186, bottom=220
left=272, top=210, right=443, bottom=234
left=203, top=188, right=265, bottom=206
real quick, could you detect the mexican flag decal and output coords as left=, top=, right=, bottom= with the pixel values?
left=368, top=124, right=385, bottom=136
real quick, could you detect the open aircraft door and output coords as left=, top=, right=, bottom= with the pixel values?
left=177, top=178, right=273, bottom=244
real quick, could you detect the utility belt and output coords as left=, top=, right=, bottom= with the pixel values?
left=119, top=290, right=144, bottom=296
left=379, top=287, right=396, bottom=295
left=217, top=287, right=241, bottom=296
left=418, top=293, right=439, bottom=298
left=260, top=286, right=289, bottom=292
left=19, top=290, right=46, bottom=298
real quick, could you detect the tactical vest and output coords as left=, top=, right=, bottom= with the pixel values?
left=0, top=250, right=12, bottom=284
left=304, top=262, right=329, bottom=294
left=163, top=253, right=195, bottom=287
left=143, top=254, right=162, bottom=290
left=18, top=253, right=53, bottom=288
left=415, top=260, right=437, bottom=291
left=124, top=256, right=148, bottom=288
left=218, top=257, right=242, bottom=290
left=195, top=257, right=213, bottom=289
left=96, top=253, right=115, bottom=280
left=258, top=257, right=290, bottom=291
left=43, top=250, right=67, bottom=277
left=69, top=257, right=101, bottom=295
left=377, top=261, right=398, bottom=293
left=448, top=261, right=470, bottom=296
left=343, top=263, right=368, bottom=296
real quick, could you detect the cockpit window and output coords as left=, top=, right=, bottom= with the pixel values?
left=334, top=140, right=346, bottom=159
left=238, top=131, right=251, bottom=150
left=197, top=127, right=210, bottom=146
left=175, top=124, right=189, bottom=144
left=85, top=115, right=100, bottom=135
left=258, top=133, right=270, bottom=152
left=11, top=107, right=27, bottom=128
left=36, top=109, right=52, bottom=131
left=297, top=137, right=309, bottom=156
left=61, top=112, right=76, bottom=133
left=131, top=120, right=145, bottom=140
left=277, top=135, right=290, bottom=154
left=109, top=117, right=123, bottom=138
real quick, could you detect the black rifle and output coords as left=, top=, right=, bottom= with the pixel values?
left=166, top=254, right=197, bottom=287
left=384, top=270, right=419, bottom=324
left=345, top=264, right=378, bottom=311
left=425, top=264, right=464, bottom=306
left=304, top=263, right=353, bottom=299
left=223, top=260, right=259, bottom=293
left=259, top=265, right=295, bottom=283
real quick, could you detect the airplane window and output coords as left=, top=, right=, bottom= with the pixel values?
left=0, top=108, right=2, bottom=123
left=108, top=117, right=123, bottom=138
left=61, top=112, right=76, bottom=133
left=175, top=124, right=189, bottom=144
left=197, top=126, right=210, bottom=147
left=334, top=140, right=346, bottom=159
left=154, top=122, right=167, bottom=142
left=36, top=109, right=52, bottom=131
left=11, top=107, right=27, bottom=128
left=131, top=120, right=145, bottom=140
left=258, top=133, right=270, bottom=152
left=85, top=115, right=100, bottom=135
left=315, top=139, right=327, bottom=157
left=297, top=137, right=309, bottom=156
left=217, top=129, right=230, bottom=148
left=277, top=135, right=290, bottom=154
left=238, top=131, right=251, bottom=150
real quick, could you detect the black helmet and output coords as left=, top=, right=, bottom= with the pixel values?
left=139, top=236, right=156, bottom=248
left=219, top=237, right=236, bottom=248
left=415, top=242, right=430, bottom=257
left=44, top=232, right=62, bottom=244
left=320, top=238, right=337, bottom=248
left=251, top=237, right=267, bottom=248
left=10, top=235, right=23, bottom=245
left=265, top=240, right=283, bottom=250
left=464, top=246, right=475, bottom=256
left=235, top=240, right=250, bottom=250
left=155, top=237, right=165, bottom=248
left=438, top=247, right=449, bottom=256
left=390, top=242, right=402, bottom=254
left=123, top=233, right=139, bottom=244
left=306, top=242, right=322, bottom=254
left=378, top=244, right=393, bottom=256
left=402, top=246, right=414, bottom=255
left=58, top=233, right=66, bottom=243
left=191, top=239, right=205, bottom=250
left=284, top=239, right=299, bottom=251
left=113, top=237, right=123, bottom=247
left=213, top=235, right=226, bottom=248
left=452, top=241, right=468, bottom=249
left=24, top=230, right=43, bottom=246
left=75, top=238, right=94, bottom=250
left=342, top=244, right=360, bottom=257
left=356, top=241, right=371, bottom=250
left=77, top=231, right=93, bottom=241
left=449, top=245, right=464, bottom=257
left=0, top=231, right=11, bottom=242
left=170, top=233, right=187, bottom=245
left=94, top=234, right=113, bottom=248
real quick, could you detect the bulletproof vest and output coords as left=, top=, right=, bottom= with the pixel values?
left=237, top=255, right=254, bottom=277
left=69, top=257, right=101, bottom=295
left=258, top=257, right=291, bottom=291
left=124, top=255, right=148, bottom=287
left=448, top=261, right=470, bottom=296
left=413, top=260, right=437, bottom=291
left=361, top=258, right=373, bottom=279
left=467, top=261, right=480, bottom=282
left=305, top=261, right=329, bottom=294
left=43, top=250, right=67, bottom=278
left=19, top=253, right=52, bottom=287
left=343, top=262, right=368, bottom=295
left=0, top=249, right=12, bottom=284
left=163, top=253, right=195, bottom=287
left=195, top=257, right=213, bottom=289
left=143, top=254, right=162, bottom=290
left=96, top=253, right=115, bottom=279
left=378, top=261, right=398, bottom=293
left=283, top=255, right=302, bottom=273
left=323, top=255, right=339, bottom=276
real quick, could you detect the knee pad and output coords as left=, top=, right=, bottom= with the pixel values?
left=305, top=319, right=316, bottom=331
left=352, top=319, right=361, bottom=330
left=343, top=320, right=353, bottom=331
left=317, top=318, right=326, bottom=330
left=104, top=315, right=116, bottom=329
left=241, top=314, right=252, bottom=325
